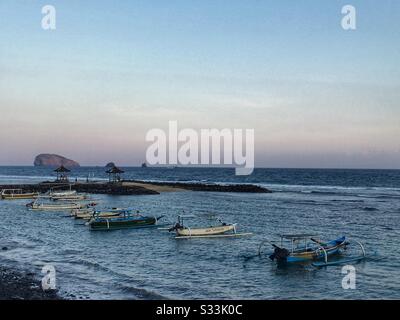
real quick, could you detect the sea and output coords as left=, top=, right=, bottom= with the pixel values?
left=0, top=166, right=399, bottom=299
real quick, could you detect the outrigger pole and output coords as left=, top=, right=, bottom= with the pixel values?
left=312, top=239, right=366, bottom=268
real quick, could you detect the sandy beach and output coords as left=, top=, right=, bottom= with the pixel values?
left=122, top=181, right=187, bottom=193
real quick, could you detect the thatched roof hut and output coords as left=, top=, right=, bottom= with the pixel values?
left=106, top=166, right=124, bottom=183
left=54, top=165, right=71, bottom=181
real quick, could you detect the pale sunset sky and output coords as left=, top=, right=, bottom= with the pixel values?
left=0, top=1, right=399, bottom=168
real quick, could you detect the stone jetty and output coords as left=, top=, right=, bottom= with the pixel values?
left=0, top=181, right=271, bottom=196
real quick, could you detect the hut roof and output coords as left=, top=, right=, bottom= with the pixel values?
left=54, top=165, right=71, bottom=173
left=106, top=166, right=125, bottom=174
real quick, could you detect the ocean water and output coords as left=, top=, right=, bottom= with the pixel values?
left=0, top=166, right=399, bottom=299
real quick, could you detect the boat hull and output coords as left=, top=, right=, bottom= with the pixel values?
left=89, top=216, right=157, bottom=231
left=1, top=193, right=39, bottom=200
left=29, top=203, right=86, bottom=211
left=277, top=237, right=347, bottom=263
left=52, top=195, right=87, bottom=201
left=286, top=247, right=342, bottom=262
left=74, top=210, right=121, bottom=220
left=176, top=224, right=235, bottom=237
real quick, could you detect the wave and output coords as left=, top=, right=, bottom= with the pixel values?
left=309, top=191, right=345, bottom=196
left=362, top=207, right=379, bottom=211
left=331, top=199, right=364, bottom=203
left=0, top=174, right=55, bottom=181
left=358, top=194, right=400, bottom=200
left=61, top=258, right=168, bottom=300
left=117, top=284, right=168, bottom=300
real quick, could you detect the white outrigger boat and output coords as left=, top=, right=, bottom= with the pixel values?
left=1, top=189, right=39, bottom=200
left=51, top=191, right=87, bottom=201
left=71, top=208, right=96, bottom=219
left=168, top=215, right=252, bottom=239
left=26, top=198, right=96, bottom=211
left=71, top=208, right=123, bottom=220
left=44, top=188, right=87, bottom=201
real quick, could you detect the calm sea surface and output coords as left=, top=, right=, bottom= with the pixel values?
left=0, top=167, right=399, bottom=299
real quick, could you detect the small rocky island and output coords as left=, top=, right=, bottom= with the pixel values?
left=34, top=154, right=80, bottom=168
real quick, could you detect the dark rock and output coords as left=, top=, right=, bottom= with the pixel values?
left=34, top=154, right=80, bottom=168
left=0, top=182, right=159, bottom=196
left=0, top=266, right=63, bottom=300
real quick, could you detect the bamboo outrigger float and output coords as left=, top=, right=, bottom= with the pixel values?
left=169, top=215, right=252, bottom=239
left=258, top=234, right=366, bottom=267
left=1, top=189, right=39, bottom=200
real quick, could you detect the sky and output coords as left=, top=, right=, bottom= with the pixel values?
left=0, top=0, right=399, bottom=168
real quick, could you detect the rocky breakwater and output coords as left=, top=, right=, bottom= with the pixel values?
left=0, top=182, right=159, bottom=196
left=72, top=183, right=159, bottom=195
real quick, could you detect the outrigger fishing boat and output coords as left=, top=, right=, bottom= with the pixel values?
left=26, top=198, right=96, bottom=211
left=1, top=189, right=39, bottom=200
left=71, top=208, right=95, bottom=219
left=72, top=208, right=123, bottom=220
left=168, top=215, right=252, bottom=239
left=43, top=188, right=87, bottom=201
left=50, top=191, right=87, bottom=201
left=259, top=234, right=366, bottom=267
left=88, top=209, right=164, bottom=231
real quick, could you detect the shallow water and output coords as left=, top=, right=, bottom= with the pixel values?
left=0, top=167, right=399, bottom=299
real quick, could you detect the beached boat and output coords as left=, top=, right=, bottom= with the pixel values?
left=88, top=209, right=164, bottom=231
left=1, top=189, right=39, bottom=200
left=259, top=234, right=366, bottom=266
left=168, top=215, right=252, bottom=239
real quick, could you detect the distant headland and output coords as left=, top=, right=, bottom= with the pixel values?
left=33, top=154, right=80, bottom=168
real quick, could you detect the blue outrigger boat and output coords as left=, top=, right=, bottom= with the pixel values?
left=259, top=234, right=366, bottom=267
left=88, top=209, right=164, bottom=231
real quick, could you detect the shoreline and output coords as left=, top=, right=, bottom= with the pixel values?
left=0, top=265, right=61, bottom=300
left=127, top=180, right=271, bottom=193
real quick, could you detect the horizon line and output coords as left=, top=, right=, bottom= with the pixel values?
left=0, top=165, right=399, bottom=171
